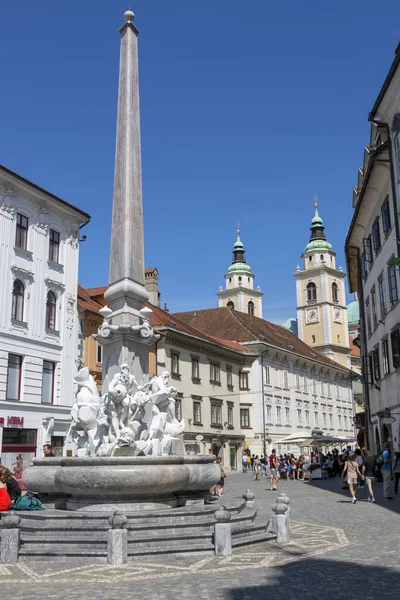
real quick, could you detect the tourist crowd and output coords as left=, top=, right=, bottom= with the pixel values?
left=241, top=442, right=400, bottom=503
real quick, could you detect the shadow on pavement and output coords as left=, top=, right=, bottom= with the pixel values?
left=224, top=557, right=399, bottom=600
left=304, top=477, right=400, bottom=515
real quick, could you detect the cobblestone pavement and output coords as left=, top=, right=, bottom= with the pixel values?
left=2, top=473, right=400, bottom=599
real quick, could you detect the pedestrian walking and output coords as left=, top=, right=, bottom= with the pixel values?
left=254, top=457, right=261, bottom=481
left=269, top=449, right=279, bottom=491
left=381, top=442, right=394, bottom=501
left=242, top=454, right=248, bottom=473
left=342, top=453, right=364, bottom=504
left=363, top=450, right=376, bottom=503
left=394, top=452, right=400, bottom=495
left=211, top=457, right=226, bottom=497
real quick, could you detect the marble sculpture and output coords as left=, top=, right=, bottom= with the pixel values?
left=67, top=366, right=185, bottom=457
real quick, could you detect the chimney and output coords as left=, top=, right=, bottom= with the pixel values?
left=145, top=268, right=160, bottom=306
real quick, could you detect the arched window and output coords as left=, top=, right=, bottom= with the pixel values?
left=227, top=301, right=235, bottom=310
left=248, top=301, right=255, bottom=316
left=332, top=282, right=339, bottom=303
left=320, top=254, right=324, bottom=261
left=46, top=291, right=57, bottom=330
left=312, top=335, right=316, bottom=343
left=306, top=282, right=317, bottom=303
left=12, top=280, right=25, bottom=321
left=238, top=276, right=242, bottom=283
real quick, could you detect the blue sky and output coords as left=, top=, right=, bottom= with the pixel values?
left=1, top=1, right=399, bottom=322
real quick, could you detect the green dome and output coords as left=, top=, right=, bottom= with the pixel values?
left=347, top=299, right=360, bottom=325
left=304, top=239, right=333, bottom=253
left=228, top=262, right=252, bottom=273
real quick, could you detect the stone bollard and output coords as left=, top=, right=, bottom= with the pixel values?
left=107, top=512, right=128, bottom=566
left=1, top=513, right=21, bottom=564
left=271, top=501, right=290, bottom=545
left=277, top=492, right=291, bottom=532
left=214, top=506, right=232, bottom=556
left=242, top=489, right=255, bottom=509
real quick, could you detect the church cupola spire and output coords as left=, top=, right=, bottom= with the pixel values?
left=303, top=196, right=333, bottom=254
left=217, top=228, right=263, bottom=317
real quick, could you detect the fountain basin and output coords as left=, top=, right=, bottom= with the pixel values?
left=23, top=455, right=221, bottom=511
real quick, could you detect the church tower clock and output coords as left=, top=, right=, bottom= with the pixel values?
left=217, top=230, right=263, bottom=317
left=294, top=200, right=351, bottom=368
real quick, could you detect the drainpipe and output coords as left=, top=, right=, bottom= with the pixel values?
left=260, top=350, right=267, bottom=456
left=351, top=246, right=373, bottom=451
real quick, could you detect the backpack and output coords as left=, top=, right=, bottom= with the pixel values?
left=13, top=491, right=44, bottom=511
left=376, top=454, right=384, bottom=466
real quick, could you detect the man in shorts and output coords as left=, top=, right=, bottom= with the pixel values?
left=269, top=449, right=278, bottom=491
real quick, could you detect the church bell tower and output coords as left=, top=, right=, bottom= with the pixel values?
left=217, top=230, right=263, bottom=317
left=294, top=199, right=351, bottom=368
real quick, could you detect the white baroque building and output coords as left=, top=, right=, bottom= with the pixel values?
left=0, top=165, right=90, bottom=471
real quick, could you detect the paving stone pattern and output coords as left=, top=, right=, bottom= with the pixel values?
left=1, top=472, right=399, bottom=599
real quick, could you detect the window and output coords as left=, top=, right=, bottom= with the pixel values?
left=305, top=409, right=310, bottom=426
left=381, top=198, right=391, bottom=235
left=193, top=401, right=202, bottom=424
left=171, top=353, right=179, bottom=376
left=312, top=378, right=316, bottom=394
left=372, top=348, right=381, bottom=380
left=391, top=327, right=400, bottom=368
left=227, top=404, right=234, bottom=427
left=96, top=342, right=103, bottom=365
left=226, top=366, right=233, bottom=387
left=388, top=264, right=398, bottom=304
left=6, top=354, right=22, bottom=400
left=361, top=252, right=368, bottom=279
left=303, top=376, right=308, bottom=393
left=266, top=405, right=272, bottom=423
left=192, top=358, right=200, bottom=380
left=372, top=220, right=381, bottom=254
left=307, top=282, right=317, bottom=303
left=227, top=301, right=234, bottom=309
left=49, top=229, right=60, bottom=263
left=296, top=374, right=301, bottom=391
left=364, top=235, right=373, bottom=263
left=46, top=291, right=57, bottom=330
left=336, top=384, right=340, bottom=399
left=344, top=415, right=348, bottom=430
left=327, top=383, right=331, bottom=397
left=312, top=335, right=316, bottom=343
left=240, top=408, right=250, bottom=428
left=247, top=301, right=255, bottom=316
left=322, top=412, right=327, bottom=427
left=394, top=132, right=400, bottom=175
left=371, top=288, right=378, bottom=329
left=210, top=363, right=221, bottom=384
left=378, top=276, right=386, bottom=318
left=15, top=213, right=28, bottom=249
left=338, top=415, right=342, bottom=429
left=265, top=366, right=271, bottom=385
left=175, top=397, right=182, bottom=421
left=321, top=381, right=325, bottom=396
left=239, top=371, right=249, bottom=390
left=276, top=405, right=281, bottom=424
left=320, top=254, right=324, bottom=261
left=285, top=407, right=290, bottom=425
left=42, top=361, right=55, bottom=404
left=211, top=401, right=222, bottom=426
left=12, top=279, right=25, bottom=321
left=297, top=409, right=302, bottom=425
left=314, top=411, right=318, bottom=426
left=366, top=297, right=372, bottom=337
left=283, top=370, right=289, bottom=389
left=329, top=413, right=333, bottom=428
left=382, top=339, right=390, bottom=375
left=332, top=282, right=339, bottom=303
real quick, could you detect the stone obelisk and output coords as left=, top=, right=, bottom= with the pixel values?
left=96, top=10, right=158, bottom=390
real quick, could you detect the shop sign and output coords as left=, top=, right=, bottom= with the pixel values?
left=7, top=416, right=24, bottom=428
left=0, top=417, right=4, bottom=426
